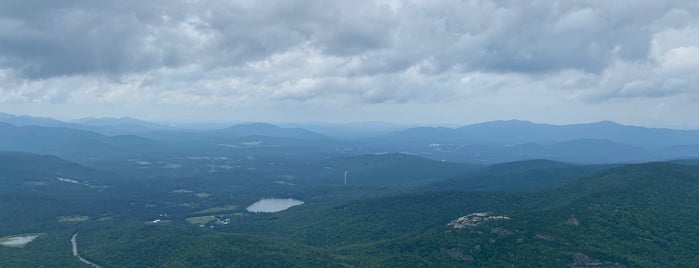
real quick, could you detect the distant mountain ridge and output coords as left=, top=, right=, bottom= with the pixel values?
left=3, top=112, right=698, bottom=147
left=212, top=122, right=330, bottom=140
left=0, top=113, right=330, bottom=141
left=0, top=119, right=336, bottom=162
left=389, top=120, right=699, bottom=148
left=2, top=112, right=699, bottom=164
left=70, top=116, right=175, bottom=134
left=0, top=112, right=81, bottom=128
left=72, top=116, right=167, bottom=127
left=0, top=113, right=173, bottom=135
left=0, top=122, right=165, bottom=160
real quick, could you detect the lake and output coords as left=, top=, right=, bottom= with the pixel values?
left=246, top=198, right=304, bottom=213
left=0, top=234, right=41, bottom=248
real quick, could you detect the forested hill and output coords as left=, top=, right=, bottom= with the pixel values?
left=0, top=151, right=117, bottom=189
left=68, top=162, right=699, bottom=267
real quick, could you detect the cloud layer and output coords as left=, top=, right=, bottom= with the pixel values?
left=1, top=0, right=698, bottom=124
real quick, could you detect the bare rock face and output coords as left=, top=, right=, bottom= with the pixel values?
left=447, top=212, right=510, bottom=229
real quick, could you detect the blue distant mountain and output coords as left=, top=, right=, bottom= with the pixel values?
left=0, top=122, right=162, bottom=159
left=0, top=113, right=174, bottom=135
left=213, top=122, right=331, bottom=140
left=388, top=120, right=699, bottom=148
left=2, top=113, right=699, bottom=164
left=0, top=112, right=80, bottom=128
left=73, top=116, right=171, bottom=128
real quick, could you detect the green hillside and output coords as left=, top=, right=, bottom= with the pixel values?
left=69, top=162, right=699, bottom=267
left=431, top=159, right=616, bottom=191
left=2, top=150, right=697, bottom=267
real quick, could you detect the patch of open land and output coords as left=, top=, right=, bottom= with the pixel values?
left=195, top=192, right=212, bottom=198
left=58, top=215, right=90, bottom=223
left=186, top=216, right=216, bottom=225
left=163, top=164, right=182, bottom=169
left=195, top=205, right=238, bottom=214
left=172, top=189, right=193, bottom=194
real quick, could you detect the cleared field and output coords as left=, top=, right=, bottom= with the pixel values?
left=58, top=215, right=90, bottom=222
left=185, top=216, right=216, bottom=225
left=163, top=164, right=182, bottom=169
left=195, top=205, right=238, bottom=214
left=195, top=192, right=211, bottom=198
left=172, top=189, right=193, bottom=194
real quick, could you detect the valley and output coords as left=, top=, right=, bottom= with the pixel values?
left=0, top=116, right=698, bottom=267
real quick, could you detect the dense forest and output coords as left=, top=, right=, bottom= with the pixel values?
left=2, top=148, right=699, bottom=267
left=2, top=117, right=699, bottom=267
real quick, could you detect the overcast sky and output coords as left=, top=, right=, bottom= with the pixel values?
left=1, top=0, right=698, bottom=127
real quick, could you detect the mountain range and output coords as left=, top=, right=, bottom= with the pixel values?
left=385, top=120, right=699, bottom=148
left=1, top=112, right=699, bottom=164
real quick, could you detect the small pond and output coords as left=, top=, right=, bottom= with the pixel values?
left=0, top=234, right=41, bottom=248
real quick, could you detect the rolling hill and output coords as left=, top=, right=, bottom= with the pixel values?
left=2, top=148, right=697, bottom=267
left=193, top=162, right=699, bottom=267
left=430, top=159, right=615, bottom=191
left=316, top=153, right=480, bottom=186
left=212, top=122, right=331, bottom=141
left=387, top=120, right=699, bottom=148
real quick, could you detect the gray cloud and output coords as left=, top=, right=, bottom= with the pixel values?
left=0, top=0, right=698, bottom=124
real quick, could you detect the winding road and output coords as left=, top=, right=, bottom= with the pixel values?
left=71, top=233, right=102, bottom=268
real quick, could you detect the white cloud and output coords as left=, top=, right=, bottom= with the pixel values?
left=0, top=0, right=699, bottom=125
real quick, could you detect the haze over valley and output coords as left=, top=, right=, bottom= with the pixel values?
left=1, top=113, right=699, bottom=266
